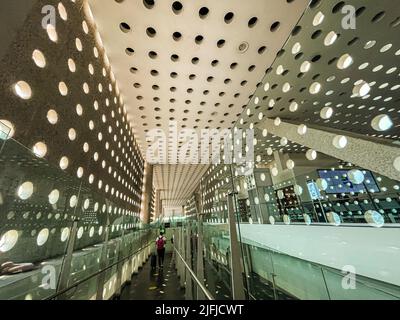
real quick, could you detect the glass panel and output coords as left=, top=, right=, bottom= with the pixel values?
left=220, top=0, right=400, bottom=300
left=0, top=136, right=155, bottom=300
left=0, top=138, right=76, bottom=299
left=199, top=164, right=235, bottom=299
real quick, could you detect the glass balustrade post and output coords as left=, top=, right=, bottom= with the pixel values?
left=114, top=214, right=127, bottom=299
left=320, top=268, right=332, bottom=300
left=253, top=182, right=265, bottom=224
left=185, top=224, right=193, bottom=300
left=95, top=211, right=111, bottom=300
left=55, top=181, right=84, bottom=299
left=196, top=214, right=206, bottom=300
left=0, top=120, right=10, bottom=154
left=227, top=192, right=246, bottom=300
left=55, top=218, right=79, bottom=299
left=178, top=227, right=185, bottom=288
left=268, top=251, right=278, bottom=300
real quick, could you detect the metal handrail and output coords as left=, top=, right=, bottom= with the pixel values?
left=173, top=246, right=215, bottom=300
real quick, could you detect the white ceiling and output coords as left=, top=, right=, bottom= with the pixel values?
left=88, top=0, right=309, bottom=207
left=153, top=164, right=208, bottom=207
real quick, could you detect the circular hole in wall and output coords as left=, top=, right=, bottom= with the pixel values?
left=120, top=22, right=131, bottom=33
left=37, top=228, right=49, bottom=246
left=337, top=53, right=353, bottom=69
left=17, top=181, right=34, bottom=200
left=248, top=17, right=258, bottom=28
left=332, top=135, right=348, bottom=149
left=75, top=38, right=83, bottom=51
left=48, top=189, right=60, bottom=205
left=199, top=7, right=209, bottom=19
left=32, top=50, right=46, bottom=68
left=270, top=21, right=280, bottom=32
left=172, top=1, right=183, bottom=14
left=125, top=47, right=135, bottom=55
left=33, top=142, right=47, bottom=158
left=58, top=2, right=68, bottom=20
left=195, top=35, right=203, bottom=44
left=0, top=230, right=19, bottom=252
left=224, top=12, right=234, bottom=23
left=59, top=156, right=69, bottom=170
left=13, top=81, right=32, bottom=100
left=371, top=114, right=393, bottom=131
left=61, top=228, right=70, bottom=242
left=58, top=82, right=68, bottom=96
left=47, top=109, right=58, bottom=124
left=68, top=58, right=76, bottom=72
left=46, top=24, right=58, bottom=42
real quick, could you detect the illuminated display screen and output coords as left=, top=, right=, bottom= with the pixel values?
left=317, top=169, right=380, bottom=194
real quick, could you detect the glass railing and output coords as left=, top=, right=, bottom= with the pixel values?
left=0, top=124, right=156, bottom=300
left=192, top=0, right=400, bottom=300
left=191, top=157, right=400, bottom=300
left=194, top=221, right=400, bottom=300
left=243, top=241, right=400, bottom=300
left=202, top=223, right=233, bottom=300
left=172, top=231, right=215, bottom=301
left=49, top=238, right=154, bottom=300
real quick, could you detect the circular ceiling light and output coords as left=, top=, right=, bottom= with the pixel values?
left=352, top=81, right=371, bottom=97
left=309, top=82, right=321, bottom=94
left=289, top=101, right=298, bottom=112
left=324, top=31, right=338, bottom=46
left=320, top=106, right=333, bottom=119
left=337, top=53, right=353, bottom=69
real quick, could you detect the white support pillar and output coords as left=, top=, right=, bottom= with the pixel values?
left=259, top=118, right=400, bottom=181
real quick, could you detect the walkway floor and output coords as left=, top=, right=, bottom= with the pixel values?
left=120, top=251, right=185, bottom=300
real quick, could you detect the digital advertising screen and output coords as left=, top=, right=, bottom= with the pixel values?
left=317, top=169, right=380, bottom=194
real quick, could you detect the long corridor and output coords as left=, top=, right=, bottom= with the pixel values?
left=0, top=0, right=400, bottom=303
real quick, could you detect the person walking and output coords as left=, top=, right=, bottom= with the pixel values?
left=156, top=232, right=167, bottom=268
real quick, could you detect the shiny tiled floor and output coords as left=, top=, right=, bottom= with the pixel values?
left=120, top=252, right=185, bottom=300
